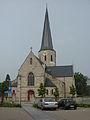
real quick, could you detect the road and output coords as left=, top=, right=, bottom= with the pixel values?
left=0, top=107, right=33, bottom=120
left=22, top=104, right=59, bottom=120
left=23, top=104, right=90, bottom=120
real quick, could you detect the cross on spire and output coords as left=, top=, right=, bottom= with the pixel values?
left=30, top=47, right=32, bottom=51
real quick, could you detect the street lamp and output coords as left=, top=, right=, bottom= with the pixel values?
left=18, top=75, right=21, bottom=107
left=62, top=81, right=66, bottom=98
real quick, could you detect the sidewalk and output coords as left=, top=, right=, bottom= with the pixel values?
left=0, top=107, right=33, bottom=120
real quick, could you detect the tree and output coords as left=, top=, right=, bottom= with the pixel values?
left=5, top=74, right=10, bottom=87
left=38, top=83, right=46, bottom=98
left=54, top=87, right=59, bottom=100
left=74, top=72, right=87, bottom=96
left=0, top=81, right=8, bottom=103
left=70, top=84, right=76, bottom=98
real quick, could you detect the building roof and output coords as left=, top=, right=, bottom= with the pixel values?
left=46, top=65, right=73, bottom=77
left=39, top=7, right=54, bottom=51
left=35, top=56, right=44, bottom=65
left=45, top=78, right=56, bottom=87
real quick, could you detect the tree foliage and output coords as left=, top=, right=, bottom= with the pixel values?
left=5, top=74, right=10, bottom=87
left=0, top=81, right=8, bottom=103
left=5, top=74, right=10, bottom=82
left=70, top=84, right=76, bottom=98
left=74, top=72, right=87, bottom=96
left=38, top=83, right=46, bottom=98
left=0, top=81, right=8, bottom=94
left=54, top=86, right=59, bottom=100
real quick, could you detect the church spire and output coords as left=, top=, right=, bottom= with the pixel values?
left=39, top=7, right=54, bottom=51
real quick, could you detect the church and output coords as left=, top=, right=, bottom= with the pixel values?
left=15, top=8, right=75, bottom=103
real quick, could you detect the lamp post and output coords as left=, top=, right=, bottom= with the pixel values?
left=18, top=75, right=21, bottom=107
left=62, top=82, right=66, bottom=98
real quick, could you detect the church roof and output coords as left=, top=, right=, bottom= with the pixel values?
left=39, top=7, right=54, bottom=51
left=45, top=77, right=56, bottom=87
left=46, top=65, right=73, bottom=77
left=35, top=56, right=44, bottom=65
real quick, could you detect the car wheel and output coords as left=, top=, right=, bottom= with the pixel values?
left=74, top=107, right=77, bottom=110
left=64, top=106, right=66, bottom=110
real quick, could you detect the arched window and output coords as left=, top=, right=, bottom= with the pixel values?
left=51, top=55, right=53, bottom=61
left=45, top=55, right=46, bottom=61
left=46, top=89, right=48, bottom=95
left=28, top=72, right=34, bottom=86
left=30, top=58, right=32, bottom=64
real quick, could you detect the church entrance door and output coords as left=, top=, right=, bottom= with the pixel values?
left=28, top=90, right=34, bottom=103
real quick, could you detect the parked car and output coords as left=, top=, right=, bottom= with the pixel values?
left=58, top=98, right=77, bottom=110
left=38, top=98, right=58, bottom=110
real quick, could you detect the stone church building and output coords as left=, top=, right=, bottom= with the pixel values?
left=15, top=8, right=75, bottom=103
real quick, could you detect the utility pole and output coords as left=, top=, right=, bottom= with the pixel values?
left=63, top=77, right=66, bottom=98
left=18, top=75, right=21, bottom=107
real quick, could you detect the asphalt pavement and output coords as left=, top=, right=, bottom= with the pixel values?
left=22, top=104, right=59, bottom=120
left=23, top=104, right=90, bottom=120
left=0, top=107, right=33, bottom=120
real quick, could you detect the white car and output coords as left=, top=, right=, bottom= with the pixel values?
left=38, top=98, right=58, bottom=110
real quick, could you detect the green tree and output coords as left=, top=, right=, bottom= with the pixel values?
left=74, top=72, right=87, bottom=96
left=5, top=74, right=10, bottom=87
left=38, top=83, right=46, bottom=98
left=0, top=81, right=8, bottom=103
left=70, top=84, right=76, bottom=98
left=54, top=87, right=59, bottom=100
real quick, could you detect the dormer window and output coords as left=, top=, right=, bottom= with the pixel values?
left=45, top=55, right=46, bottom=61
left=30, top=58, right=32, bottom=64
left=51, top=55, right=53, bottom=61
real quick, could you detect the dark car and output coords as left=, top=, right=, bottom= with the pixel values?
left=58, top=98, right=77, bottom=110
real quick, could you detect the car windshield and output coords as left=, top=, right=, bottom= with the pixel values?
left=44, top=98, right=55, bottom=102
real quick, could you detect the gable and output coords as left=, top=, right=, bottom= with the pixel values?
left=18, top=51, right=44, bottom=73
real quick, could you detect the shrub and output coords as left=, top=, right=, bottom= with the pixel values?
left=33, top=103, right=38, bottom=108
left=77, top=103, right=90, bottom=108
left=0, top=102, right=21, bottom=107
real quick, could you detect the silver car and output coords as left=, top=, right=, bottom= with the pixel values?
left=38, top=98, right=58, bottom=110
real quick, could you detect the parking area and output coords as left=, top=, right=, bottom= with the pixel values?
left=46, top=107, right=90, bottom=120
left=0, top=105, right=90, bottom=120
left=23, top=104, right=90, bottom=120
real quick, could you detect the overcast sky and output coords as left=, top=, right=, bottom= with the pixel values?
left=0, top=0, right=90, bottom=82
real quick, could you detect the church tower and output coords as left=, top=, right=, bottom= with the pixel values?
left=38, top=7, right=56, bottom=66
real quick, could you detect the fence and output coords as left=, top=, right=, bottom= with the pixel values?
left=74, top=97, right=90, bottom=104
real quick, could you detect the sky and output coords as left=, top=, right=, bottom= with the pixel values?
left=0, top=0, right=90, bottom=82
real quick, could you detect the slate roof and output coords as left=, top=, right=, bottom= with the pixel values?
left=39, top=7, right=54, bottom=51
left=45, top=78, right=56, bottom=87
left=46, top=65, right=73, bottom=77
left=35, top=56, right=44, bottom=65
